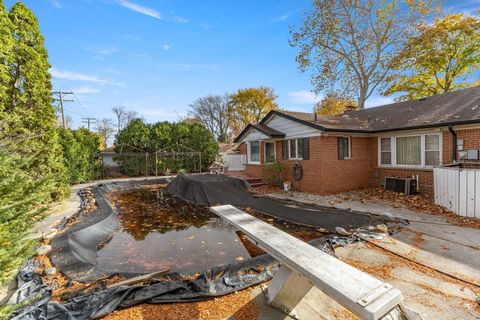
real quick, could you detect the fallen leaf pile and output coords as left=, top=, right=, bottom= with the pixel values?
left=101, top=287, right=258, bottom=320
left=340, top=188, right=480, bottom=229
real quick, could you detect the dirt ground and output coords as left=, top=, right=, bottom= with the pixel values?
left=101, top=287, right=259, bottom=320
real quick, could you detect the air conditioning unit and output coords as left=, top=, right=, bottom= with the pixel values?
left=384, top=177, right=417, bottom=195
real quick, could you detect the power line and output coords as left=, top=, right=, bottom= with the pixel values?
left=52, top=91, right=74, bottom=129
left=81, top=117, right=97, bottom=131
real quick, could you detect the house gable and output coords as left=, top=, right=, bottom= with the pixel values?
left=242, top=127, right=269, bottom=141
left=263, top=114, right=322, bottom=139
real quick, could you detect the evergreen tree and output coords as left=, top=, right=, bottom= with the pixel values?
left=0, top=1, right=13, bottom=114
left=0, top=145, right=50, bottom=285
left=7, top=2, right=68, bottom=199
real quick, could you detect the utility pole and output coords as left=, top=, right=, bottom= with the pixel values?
left=82, top=117, right=97, bottom=131
left=52, top=91, right=74, bottom=129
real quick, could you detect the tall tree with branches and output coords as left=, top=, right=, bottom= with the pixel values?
left=95, top=118, right=115, bottom=149
left=189, top=94, right=233, bottom=142
left=290, top=0, right=439, bottom=109
left=230, top=86, right=278, bottom=136
left=385, top=13, right=480, bottom=101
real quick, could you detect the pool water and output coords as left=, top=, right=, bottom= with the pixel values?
left=96, top=186, right=251, bottom=275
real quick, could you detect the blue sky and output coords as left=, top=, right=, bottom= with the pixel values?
left=5, top=0, right=479, bottom=129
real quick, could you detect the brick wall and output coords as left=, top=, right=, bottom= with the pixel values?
left=238, top=136, right=373, bottom=194
left=370, top=128, right=480, bottom=195
left=237, top=127, right=480, bottom=196
left=443, top=128, right=480, bottom=163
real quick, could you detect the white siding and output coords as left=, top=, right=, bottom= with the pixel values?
left=242, top=128, right=269, bottom=141
left=434, top=167, right=480, bottom=218
left=265, top=115, right=321, bottom=139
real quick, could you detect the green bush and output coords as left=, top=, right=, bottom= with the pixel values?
left=263, top=162, right=284, bottom=187
left=58, top=128, right=100, bottom=184
left=114, top=119, right=218, bottom=176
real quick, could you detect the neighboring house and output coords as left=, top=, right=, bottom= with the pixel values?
left=99, top=146, right=119, bottom=167
left=218, top=142, right=240, bottom=156
left=234, top=87, right=480, bottom=195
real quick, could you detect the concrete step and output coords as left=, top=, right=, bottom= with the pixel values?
left=249, top=182, right=265, bottom=188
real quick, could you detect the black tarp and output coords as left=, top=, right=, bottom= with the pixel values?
left=4, top=175, right=406, bottom=319
left=167, top=174, right=394, bottom=230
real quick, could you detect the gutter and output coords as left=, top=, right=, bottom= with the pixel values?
left=448, top=124, right=457, bottom=163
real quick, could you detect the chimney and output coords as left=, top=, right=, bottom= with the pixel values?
left=343, top=105, right=357, bottom=114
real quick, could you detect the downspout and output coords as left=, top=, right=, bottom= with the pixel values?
left=448, top=124, right=457, bottom=163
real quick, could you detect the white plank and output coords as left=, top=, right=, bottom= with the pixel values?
left=459, top=170, right=467, bottom=216
left=223, top=154, right=246, bottom=171
left=211, top=205, right=403, bottom=320
left=475, top=171, right=480, bottom=219
left=466, top=171, right=476, bottom=217
left=453, top=169, right=459, bottom=213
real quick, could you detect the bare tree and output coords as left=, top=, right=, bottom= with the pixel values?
left=112, top=106, right=125, bottom=133
left=290, top=0, right=439, bottom=109
left=95, top=118, right=115, bottom=148
left=112, top=106, right=141, bottom=133
left=189, top=94, right=233, bottom=142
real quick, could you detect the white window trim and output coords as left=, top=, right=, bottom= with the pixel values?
left=264, top=141, right=276, bottom=164
left=288, top=138, right=303, bottom=160
left=379, top=137, right=392, bottom=165
left=339, top=136, right=351, bottom=160
left=247, top=141, right=261, bottom=165
left=378, top=133, right=442, bottom=169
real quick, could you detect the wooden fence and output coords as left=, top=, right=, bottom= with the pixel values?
left=223, top=154, right=246, bottom=171
left=434, top=167, right=480, bottom=218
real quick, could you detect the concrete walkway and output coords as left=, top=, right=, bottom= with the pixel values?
left=259, top=192, right=480, bottom=319
left=266, top=193, right=480, bottom=286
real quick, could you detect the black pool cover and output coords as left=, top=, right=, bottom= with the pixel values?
left=167, top=174, right=392, bottom=230
left=6, top=175, right=403, bottom=320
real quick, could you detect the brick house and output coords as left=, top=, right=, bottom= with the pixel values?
left=234, top=87, right=480, bottom=195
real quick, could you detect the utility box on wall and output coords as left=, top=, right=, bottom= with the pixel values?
left=466, top=149, right=479, bottom=160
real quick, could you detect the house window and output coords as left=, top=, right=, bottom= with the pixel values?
left=378, top=133, right=441, bottom=168
left=337, top=137, right=350, bottom=160
left=265, top=142, right=276, bottom=163
left=396, top=136, right=421, bottom=165
left=248, top=141, right=260, bottom=163
left=380, top=138, right=391, bottom=165
left=289, top=139, right=303, bottom=159
left=425, top=134, right=440, bottom=166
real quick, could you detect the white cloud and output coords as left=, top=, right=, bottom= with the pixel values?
left=271, top=14, right=289, bottom=23
left=72, top=86, right=99, bottom=94
left=287, top=90, right=322, bottom=104
left=50, top=68, right=107, bottom=84
left=173, top=16, right=188, bottom=23
left=116, top=0, right=162, bottom=19
left=365, top=96, right=395, bottom=108
left=50, top=0, right=63, bottom=9
left=162, top=44, right=171, bottom=51
left=84, top=47, right=118, bottom=55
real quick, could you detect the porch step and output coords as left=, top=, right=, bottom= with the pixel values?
left=246, top=178, right=265, bottom=188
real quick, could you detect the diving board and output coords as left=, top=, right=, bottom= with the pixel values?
left=211, top=205, right=404, bottom=320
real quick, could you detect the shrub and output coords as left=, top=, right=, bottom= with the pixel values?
left=58, top=128, right=100, bottom=184
left=263, top=162, right=284, bottom=187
